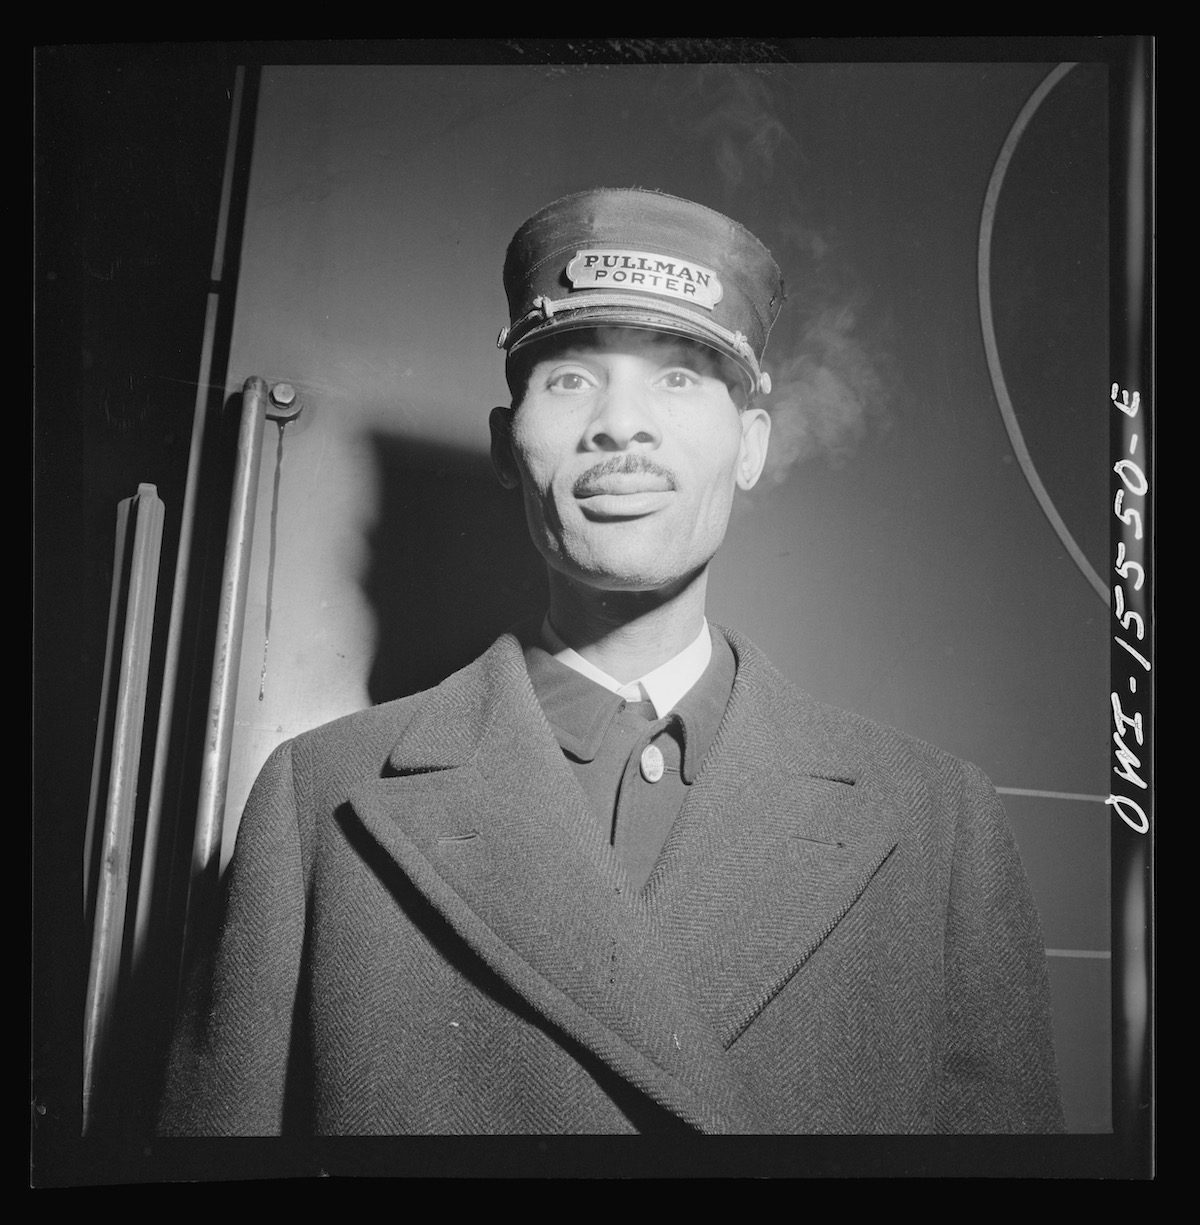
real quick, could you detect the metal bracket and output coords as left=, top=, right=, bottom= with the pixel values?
left=266, top=381, right=304, bottom=422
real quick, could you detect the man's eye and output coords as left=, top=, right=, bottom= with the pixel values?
left=658, top=368, right=699, bottom=390
left=547, top=371, right=590, bottom=391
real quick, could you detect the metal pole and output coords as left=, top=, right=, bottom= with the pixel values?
left=82, top=484, right=164, bottom=1135
left=179, top=375, right=269, bottom=971
left=83, top=497, right=134, bottom=921
left=132, top=65, right=248, bottom=978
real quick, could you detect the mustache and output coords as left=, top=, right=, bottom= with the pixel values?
left=573, top=453, right=678, bottom=496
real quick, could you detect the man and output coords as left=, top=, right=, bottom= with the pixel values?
left=161, top=188, right=1064, bottom=1135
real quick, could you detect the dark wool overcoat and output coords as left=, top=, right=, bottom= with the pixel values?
left=160, top=627, right=1064, bottom=1136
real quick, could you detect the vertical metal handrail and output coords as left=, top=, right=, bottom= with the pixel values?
left=82, top=483, right=165, bottom=1135
left=83, top=494, right=136, bottom=922
left=131, top=66, right=248, bottom=979
left=178, top=376, right=269, bottom=973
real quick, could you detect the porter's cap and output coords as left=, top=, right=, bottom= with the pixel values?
left=498, top=188, right=785, bottom=394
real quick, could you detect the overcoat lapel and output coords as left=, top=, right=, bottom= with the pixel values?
left=639, top=627, right=908, bottom=1047
left=348, top=629, right=905, bottom=1131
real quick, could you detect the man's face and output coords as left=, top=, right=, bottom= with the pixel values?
left=491, top=328, right=771, bottom=595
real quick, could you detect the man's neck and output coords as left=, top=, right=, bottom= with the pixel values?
left=545, top=570, right=710, bottom=685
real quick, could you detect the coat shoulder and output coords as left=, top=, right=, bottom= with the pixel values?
left=279, top=634, right=523, bottom=795
left=288, top=690, right=424, bottom=770
left=718, top=624, right=995, bottom=801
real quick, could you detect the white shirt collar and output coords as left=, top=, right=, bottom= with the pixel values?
left=540, top=617, right=713, bottom=718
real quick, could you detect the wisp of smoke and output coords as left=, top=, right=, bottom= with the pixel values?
left=760, top=304, right=891, bottom=486
left=686, top=70, right=793, bottom=192
left=670, top=66, right=896, bottom=483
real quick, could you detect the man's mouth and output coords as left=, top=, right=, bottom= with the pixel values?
left=576, top=472, right=674, bottom=498
left=573, top=458, right=676, bottom=499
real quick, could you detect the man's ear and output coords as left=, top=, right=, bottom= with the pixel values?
left=735, top=405, right=772, bottom=490
left=489, top=405, right=521, bottom=490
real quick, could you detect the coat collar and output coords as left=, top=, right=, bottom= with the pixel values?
left=522, top=633, right=733, bottom=785
left=348, top=626, right=905, bottom=1132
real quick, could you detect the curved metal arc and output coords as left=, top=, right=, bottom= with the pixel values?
left=977, top=61, right=1109, bottom=607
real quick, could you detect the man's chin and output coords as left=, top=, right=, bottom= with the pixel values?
left=547, top=553, right=708, bottom=598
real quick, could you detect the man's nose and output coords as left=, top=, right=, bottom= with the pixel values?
left=584, top=379, right=661, bottom=451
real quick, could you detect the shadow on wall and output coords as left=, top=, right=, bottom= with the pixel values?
left=361, top=432, right=548, bottom=706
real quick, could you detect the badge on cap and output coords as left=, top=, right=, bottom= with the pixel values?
left=566, top=249, right=723, bottom=311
